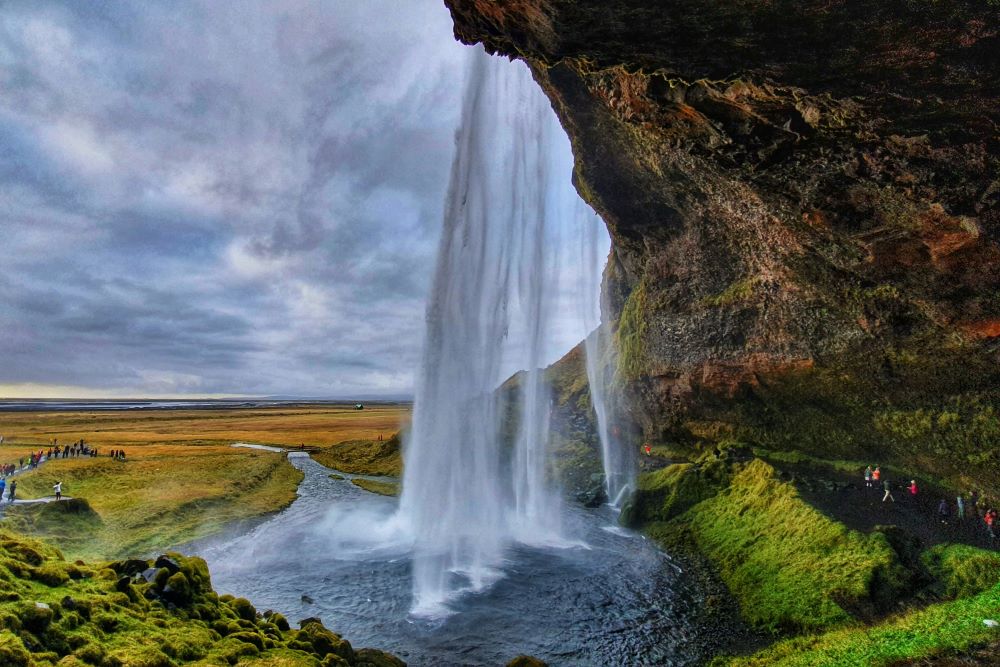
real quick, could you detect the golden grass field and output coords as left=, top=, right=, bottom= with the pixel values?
left=0, top=404, right=411, bottom=560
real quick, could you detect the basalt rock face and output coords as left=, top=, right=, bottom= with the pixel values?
left=446, top=1, right=1000, bottom=491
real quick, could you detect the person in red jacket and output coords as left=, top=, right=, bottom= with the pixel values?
left=985, top=509, right=996, bottom=540
left=908, top=480, right=918, bottom=496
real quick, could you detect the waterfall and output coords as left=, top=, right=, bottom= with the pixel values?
left=399, top=47, right=579, bottom=617
left=576, top=208, right=635, bottom=508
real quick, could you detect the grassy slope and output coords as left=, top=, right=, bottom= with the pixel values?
left=3, top=447, right=302, bottom=560
left=720, top=584, right=1000, bottom=667
left=0, top=529, right=403, bottom=667
left=349, top=479, right=399, bottom=497
left=637, top=456, right=1000, bottom=664
left=310, top=435, right=402, bottom=477
left=0, top=407, right=409, bottom=560
left=653, top=460, right=908, bottom=633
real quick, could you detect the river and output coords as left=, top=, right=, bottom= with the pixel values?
left=199, top=454, right=706, bottom=666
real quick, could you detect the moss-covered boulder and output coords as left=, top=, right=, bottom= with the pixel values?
left=0, top=529, right=404, bottom=666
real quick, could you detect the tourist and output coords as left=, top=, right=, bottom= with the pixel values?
left=864, top=465, right=873, bottom=488
left=986, top=509, right=996, bottom=540
left=971, top=490, right=981, bottom=517
left=53, top=481, right=62, bottom=501
left=937, top=498, right=949, bottom=523
left=908, top=480, right=918, bottom=497
left=8, top=480, right=16, bottom=503
left=957, top=494, right=965, bottom=520
left=873, top=466, right=882, bottom=484
left=0, top=478, right=5, bottom=502
left=882, top=478, right=895, bottom=503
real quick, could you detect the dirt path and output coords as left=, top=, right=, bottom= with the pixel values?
left=774, top=462, right=997, bottom=551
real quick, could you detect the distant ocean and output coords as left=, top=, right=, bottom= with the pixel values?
left=0, top=399, right=409, bottom=412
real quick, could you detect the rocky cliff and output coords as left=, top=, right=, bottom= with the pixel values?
left=446, top=0, right=1000, bottom=493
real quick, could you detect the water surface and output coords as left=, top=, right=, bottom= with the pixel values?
left=200, top=455, right=705, bottom=666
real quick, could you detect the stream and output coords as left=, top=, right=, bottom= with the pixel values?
left=198, top=454, right=706, bottom=666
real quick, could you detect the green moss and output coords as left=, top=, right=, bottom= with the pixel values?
left=719, top=583, right=1000, bottom=667
left=671, top=460, right=909, bottom=632
left=621, top=457, right=731, bottom=526
left=701, top=276, right=761, bottom=307
left=922, top=544, right=1000, bottom=599
left=615, top=280, right=649, bottom=381
left=0, top=529, right=402, bottom=667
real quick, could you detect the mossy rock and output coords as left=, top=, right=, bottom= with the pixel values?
left=163, top=572, right=192, bottom=605
left=0, top=631, right=31, bottom=667
left=32, top=562, right=70, bottom=587
left=213, top=635, right=261, bottom=663
left=0, top=530, right=404, bottom=667
left=227, top=630, right=266, bottom=651
left=507, top=657, right=548, bottom=667
left=228, top=597, right=257, bottom=622
left=298, top=620, right=355, bottom=663
left=354, top=647, right=407, bottom=666
left=19, top=602, right=54, bottom=633
left=72, top=641, right=105, bottom=665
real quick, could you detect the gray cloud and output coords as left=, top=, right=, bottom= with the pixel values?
left=0, top=0, right=607, bottom=398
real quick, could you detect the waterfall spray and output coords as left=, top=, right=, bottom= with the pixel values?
left=399, top=47, right=579, bottom=616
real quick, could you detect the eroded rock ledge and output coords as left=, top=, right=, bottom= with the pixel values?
left=446, top=0, right=1000, bottom=492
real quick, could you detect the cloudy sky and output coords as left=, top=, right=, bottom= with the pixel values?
left=0, top=0, right=605, bottom=399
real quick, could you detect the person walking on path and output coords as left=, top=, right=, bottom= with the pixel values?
left=882, top=477, right=895, bottom=502
left=53, top=481, right=62, bottom=501
left=0, top=478, right=5, bottom=502
left=864, top=466, right=873, bottom=488
left=957, top=495, right=966, bottom=520
left=8, top=480, right=16, bottom=503
left=908, top=480, right=918, bottom=497
left=986, top=509, right=996, bottom=540
left=873, top=466, right=882, bottom=485
left=938, top=498, right=950, bottom=524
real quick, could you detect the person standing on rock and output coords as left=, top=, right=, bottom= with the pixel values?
left=53, top=481, right=62, bottom=501
left=882, top=477, right=895, bottom=503
left=864, top=466, right=873, bottom=488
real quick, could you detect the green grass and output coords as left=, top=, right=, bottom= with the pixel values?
left=3, top=450, right=302, bottom=560
left=621, top=458, right=731, bottom=526
left=719, top=583, right=1000, bottom=667
left=922, top=543, right=1000, bottom=599
left=349, top=479, right=399, bottom=497
left=310, top=435, right=402, bottom=477
left=0, top=529, right=402, bottom=667
left=664, top=460, right=909, bottom=633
